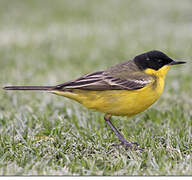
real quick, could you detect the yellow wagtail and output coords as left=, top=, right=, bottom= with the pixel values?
left=3, top=50, right=186, bottom=150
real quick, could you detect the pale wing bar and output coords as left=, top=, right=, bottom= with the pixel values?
left=104, top=75, right=152, bottom=90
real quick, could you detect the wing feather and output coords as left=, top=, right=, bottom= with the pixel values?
left=54, top=61, right=153, bottom=91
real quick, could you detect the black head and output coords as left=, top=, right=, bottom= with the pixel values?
left=134, top=50, right=186, bottom=71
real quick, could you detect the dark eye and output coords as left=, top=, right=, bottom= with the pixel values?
left=157, top=59, right=162, bottom=63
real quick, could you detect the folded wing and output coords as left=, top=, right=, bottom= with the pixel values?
left=54, top=60, right=154, bottom=91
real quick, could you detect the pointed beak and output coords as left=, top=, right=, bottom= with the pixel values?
left=169, top=60, right=186, bottom=65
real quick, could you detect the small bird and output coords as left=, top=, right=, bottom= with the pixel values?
left=3, top=50, right=186, bottom=150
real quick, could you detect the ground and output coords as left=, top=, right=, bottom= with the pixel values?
left=0, top=0, right=191, bottom=175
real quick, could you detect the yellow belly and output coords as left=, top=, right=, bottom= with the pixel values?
left=51, top=66, right=170, bottom=116
left=51, top=78, right=164, bottom=116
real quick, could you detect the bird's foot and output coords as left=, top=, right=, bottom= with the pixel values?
left=122, top=141, right=143, bottom=152
left=112, top=141, right=143, bottom=152
left=104, top=114, right=143, bottom=152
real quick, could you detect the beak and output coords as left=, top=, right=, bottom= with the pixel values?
left=169, top=60, right=186, bottom=65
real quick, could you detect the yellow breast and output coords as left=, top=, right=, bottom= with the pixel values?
left=52, top=65, right=170, bottom=116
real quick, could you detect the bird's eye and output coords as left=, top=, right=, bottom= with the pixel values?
left=146, top=57, right=150, bottom=61
left=157, top=59, right=162, bottom=63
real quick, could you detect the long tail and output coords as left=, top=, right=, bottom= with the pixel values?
left=3, top=86, right=55, bottom=91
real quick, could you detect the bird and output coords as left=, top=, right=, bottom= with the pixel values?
left=3, top=50, right=186, bottom=150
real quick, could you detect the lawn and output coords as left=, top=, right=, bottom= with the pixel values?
left=0, top=0, right=191, bottom=175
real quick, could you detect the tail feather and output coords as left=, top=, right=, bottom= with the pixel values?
left=3, top=86, right=54, bottom=91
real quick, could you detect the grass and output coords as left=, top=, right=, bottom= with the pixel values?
left=0, top=0, right=192, bottom=175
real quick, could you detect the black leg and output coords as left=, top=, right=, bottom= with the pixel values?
left=104, top=114, right=142, bottom=151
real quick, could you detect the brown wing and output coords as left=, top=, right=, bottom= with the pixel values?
left=54, top=60, right=154, bottom=91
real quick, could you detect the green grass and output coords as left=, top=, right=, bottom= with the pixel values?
left=0, top=0, right=192, bottom=175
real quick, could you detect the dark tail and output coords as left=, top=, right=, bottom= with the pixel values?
left=3, top=86, right=55, bottom=91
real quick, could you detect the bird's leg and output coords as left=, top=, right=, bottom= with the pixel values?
left=104, top=114, right=141, bottom=151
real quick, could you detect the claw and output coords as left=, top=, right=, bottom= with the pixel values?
left=123, top=141, right=143, bottom=152
left=113, top=141, right=143, bottom=152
